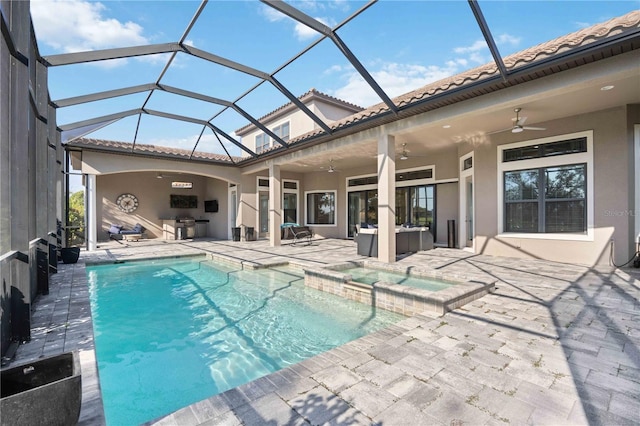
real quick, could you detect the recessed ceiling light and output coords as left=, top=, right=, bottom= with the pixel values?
left=442, top=124, right=451, bottom=129
left=600, top=85, right=615, bottom=91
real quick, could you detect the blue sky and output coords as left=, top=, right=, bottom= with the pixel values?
left=30, top=0, right=638, bottom=181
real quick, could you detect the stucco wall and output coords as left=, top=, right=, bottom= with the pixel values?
left=240, top=109, right=315, bottom=154
left=435, top=182, right=458, bottom=246
left=204, top=178, right=230, bottom=239
left=313, top=101, right=360, bottom=124
left=97, top=172, right=229, bottom=241
left=237, top=98, right=360, bottom=155
left=474, top=106, right=633, bottom=266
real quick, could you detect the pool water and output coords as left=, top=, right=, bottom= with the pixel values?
left=341, top=267, right=457, bottom=291
left=87, top=258, right=404, bottom=425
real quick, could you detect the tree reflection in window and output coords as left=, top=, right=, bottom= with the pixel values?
left=307, top=192, right=336, bottom=225
left=504, top=164, right=586, bottom=233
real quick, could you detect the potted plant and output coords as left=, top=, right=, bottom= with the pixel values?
left=59, top=247, right=80, bottom=264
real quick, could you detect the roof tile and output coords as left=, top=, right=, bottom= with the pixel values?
left=70, top=138, right=242, bottom=163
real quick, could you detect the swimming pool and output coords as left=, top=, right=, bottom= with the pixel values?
left=87, top=257, right=404, bottom=425
left=340, top=266, right=457, bottom=291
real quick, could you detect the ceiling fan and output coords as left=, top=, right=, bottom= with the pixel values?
left=399, top=143, right=410, bottom=160
left=491, top=108, right=546, bottom=134
left=397, top=143, right=429, bottom=160
left=156, top=173, right=181, bottom=179
left=323, top=159, right=339, bottom=173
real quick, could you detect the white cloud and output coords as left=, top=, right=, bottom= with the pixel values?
left=326, top=31, right=523, bottom=108
left=323, top=64, right=345, bottom=75
left=454, top=40, right=487, bottom=55
left=469, top=52, right=486, bottom=64
left=496, top=33, right=521, bottom=46
left=295, top=0, right=350, bottom=13
left=294, top=22, right=318, bottom=40
left=452, top=33, right=521, bottom=64
left=574, top=21, right=592, bottom=29
left=31, top=0, right=148, bottom=53
left=260, top=3, right=335, bottom=41
left=294, top=17, right=335, bottom=40
left=260, top=4, right=288, bottom=22
left=329, top=62, right=458, bottom=108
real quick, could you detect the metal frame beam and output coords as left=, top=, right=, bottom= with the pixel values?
left=60, top=109, right=142, bottom=131
left=52, top=84, right=157, bottom=108
left=47, top=0, right=392, bottom=161
left=140, top=109, right=256, bottom=157
left=43, top=43, right=181, bottom=67
left=467, top=0, right=509, bottom=82
left=152, top=85, right=289, bottom=148
left=262, top=0, right=398, bottom=114
left=268, top=76, right=333, bottom=135
left=62, top=108, right=257, bottom=158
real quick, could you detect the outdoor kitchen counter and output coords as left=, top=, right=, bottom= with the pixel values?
left=161, top=218, right=196, bottom=240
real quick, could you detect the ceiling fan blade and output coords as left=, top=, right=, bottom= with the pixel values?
left=517, top=116, right=528, bottom=126
left=522, top=126, right=546, bottom=131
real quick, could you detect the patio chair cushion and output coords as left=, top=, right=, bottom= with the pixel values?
left=109, top=224, right=123, bottom=234
left=120, top=223, right=144, bottom=235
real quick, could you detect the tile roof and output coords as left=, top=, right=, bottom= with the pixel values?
left=234, top=88, right=364, bottom=135
left=255, top=10, right=640, bottom=152
left=69, top=138, right=242, bottom=163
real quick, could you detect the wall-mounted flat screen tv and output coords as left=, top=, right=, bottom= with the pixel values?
left=170, top=194, right=197, bottom=209
left=204, top=200, right=218, bottom=213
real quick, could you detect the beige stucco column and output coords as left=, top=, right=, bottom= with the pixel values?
left=86, top=174, right=97, bottom=251
left=269, top=164, right=282, bottom=247
left=378, top=133, right=396, bottom=263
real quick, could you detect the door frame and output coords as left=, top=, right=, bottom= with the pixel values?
left=228, top=184, right=237, bottom=240
left=459, top=152, right=475, bottom=250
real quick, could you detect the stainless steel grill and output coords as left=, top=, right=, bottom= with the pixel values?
left=178, top=219, right=195, bottom=239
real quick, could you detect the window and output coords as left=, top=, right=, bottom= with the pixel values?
left=348, top=176, right=378, bottom=187
left=306, top=191, right=336, bottom=225
left=256, top=133, right=270, bottom=153
left=463, top=156, right=473, bottom=171
left=396, top=168, right=432, bottom=181
left=396, top=185, right=435, bottom=229
left=504, top=164, right=586, bottom=233
left=498, top=131, right=593, bottom=239
left=503, top=137, right=586, bottom=162
left=348, top=167, right=434, bottom=187
left=273, top=122, right=290, bottom=142
left=283, top=180, right=299, bottom=224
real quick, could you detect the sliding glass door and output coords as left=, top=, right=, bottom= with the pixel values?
left=347, top=190, right=378, bottom=238
left=348, top=185, right=435, bottom=239
left=395, top=185, right=436, bottom=239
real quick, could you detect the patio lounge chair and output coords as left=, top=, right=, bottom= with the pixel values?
left=108, top=223, right=144, bottom=241
left=289, top=226, right=313, bottom=245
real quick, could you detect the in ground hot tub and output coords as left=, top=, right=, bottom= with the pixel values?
left=304, top=260, right=496, bottom=316
left=1, top=351, right=82, bottom=426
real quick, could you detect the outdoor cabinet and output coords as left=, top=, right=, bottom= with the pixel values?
left=357, top=227, right=433, bottom=257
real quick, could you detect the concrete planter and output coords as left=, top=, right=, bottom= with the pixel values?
left=1, top=352, right=82, bottom=426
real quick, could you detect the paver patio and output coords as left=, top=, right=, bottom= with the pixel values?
left=6, top=238, right=639, bottom=425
